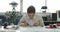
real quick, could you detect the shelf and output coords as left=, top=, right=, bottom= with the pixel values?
left=44, top=21, right=60, bottom=22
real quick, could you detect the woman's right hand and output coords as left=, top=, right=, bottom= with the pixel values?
left=20, top=23, right=29, bottom=27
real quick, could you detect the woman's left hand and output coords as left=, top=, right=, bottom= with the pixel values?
left=33, top=21, right=40, bottom=26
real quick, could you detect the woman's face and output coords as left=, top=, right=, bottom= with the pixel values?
left=28, top=13, right=35, bottom=19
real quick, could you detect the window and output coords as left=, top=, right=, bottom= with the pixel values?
left=0, top=0, right=60, bottom=13
left=0, top=0, right=20, bottom=12
left=23, top=0, right=45, bottom=12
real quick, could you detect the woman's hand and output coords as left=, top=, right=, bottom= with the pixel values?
left=20, top=23, right=29, bottom=27
left=33, top=21, right=40, bottom=26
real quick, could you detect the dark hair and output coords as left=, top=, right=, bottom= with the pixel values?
left=27, top=6, right=35, bottom=13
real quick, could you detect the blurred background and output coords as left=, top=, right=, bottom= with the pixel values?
left=0, top=0, right=60, bottom=13
left=0, top=0, right=60, bottom=26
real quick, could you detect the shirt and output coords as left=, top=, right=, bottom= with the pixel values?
left=18, top=14, right=44, bottom=26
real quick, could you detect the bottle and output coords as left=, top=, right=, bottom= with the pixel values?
left=4, top=22, right=7, bottom=29
left=11, top=22, right=14, bottom=27
left=53, top=24, right=56, bottom=28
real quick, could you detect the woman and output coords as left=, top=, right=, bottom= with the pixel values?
left=19, top=6, right=44, bottom=27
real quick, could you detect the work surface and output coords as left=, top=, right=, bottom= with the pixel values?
left=19, top=26, right=60, bottom=32
left=0, top=26, right=60, bottom=32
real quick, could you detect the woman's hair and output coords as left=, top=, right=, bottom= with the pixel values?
left=27, top=6, right=35, bottom=13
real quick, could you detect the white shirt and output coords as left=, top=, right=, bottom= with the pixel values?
left=18, top=14, right=44, bottom=26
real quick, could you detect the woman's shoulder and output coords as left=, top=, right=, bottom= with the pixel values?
left=21, top=14, right=29, bottom=19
